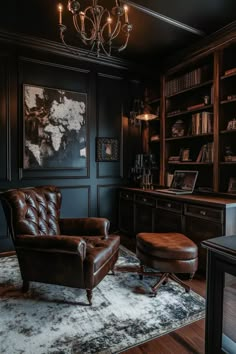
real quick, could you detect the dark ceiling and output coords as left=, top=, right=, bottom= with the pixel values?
left=1, top=0, right=236, bottom=65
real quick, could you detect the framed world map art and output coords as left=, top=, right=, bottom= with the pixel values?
left=23, top=84, right=87, bottom=169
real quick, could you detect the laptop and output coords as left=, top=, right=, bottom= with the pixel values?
left=155, top=170, right=198, bottom=195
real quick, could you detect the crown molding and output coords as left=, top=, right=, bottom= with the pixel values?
left=0, top=28, right=142, bottom=72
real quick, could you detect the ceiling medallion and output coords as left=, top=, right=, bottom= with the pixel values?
left=58, top=0, right=133, bottom=57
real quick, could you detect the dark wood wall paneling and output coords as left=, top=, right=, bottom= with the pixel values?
left=0, top=40, right=146, bottom=252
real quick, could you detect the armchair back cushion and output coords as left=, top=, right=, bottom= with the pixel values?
left=2, top=185, right=61, bottom=240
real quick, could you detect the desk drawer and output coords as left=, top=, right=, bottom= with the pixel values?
left=120, top=190, right=134, bottom=201
left=184, top=204, right=224, bottom=223
left=135, top=194, right=156, bottom=207
left=157, top=199, right=182, bottom=213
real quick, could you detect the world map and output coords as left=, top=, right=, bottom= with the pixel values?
left=24, top=85, right=86, bottom=169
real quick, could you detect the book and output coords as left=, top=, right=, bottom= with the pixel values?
left=225, top=68, right=236, bottom=76
left=187, top=103, right=205, bottom=111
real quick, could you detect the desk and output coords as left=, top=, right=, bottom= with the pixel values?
left=118, top=187, right=236, bottom=271
left=202, top=236, right=236, bottom=354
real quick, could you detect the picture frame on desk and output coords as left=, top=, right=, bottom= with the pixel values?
left=180, top=148, right=190, bottom=161
left=227, top=177, right=236, bottom=193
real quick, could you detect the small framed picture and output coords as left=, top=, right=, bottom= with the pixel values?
left=227, top=177, right=236, bottom=193
left=180, top=148, right=190, bottom=161
left=96, top=137, right=119, bottom=162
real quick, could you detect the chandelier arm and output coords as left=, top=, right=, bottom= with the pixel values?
left=73, top=15, right=82, bottom=34
left=100, top=41, right=112, bottom=56
left=59, top=25, right=80, bottom=56
left=110, top=21, right=122, bottom=40
left=118, top=32, right=130, bottom=52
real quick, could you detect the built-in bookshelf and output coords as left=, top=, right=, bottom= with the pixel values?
left=163, top=54, right=215, bottom=191
left=219, top=41, right=236, bottom=193
left=158, top=34, right=236, bottom=195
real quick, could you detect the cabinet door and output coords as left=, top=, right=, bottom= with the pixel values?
left=154, top=209, right=182, bottom=233
left=119, top=197, right=134, bottom=234
left=185, top=215, right=224, bottom=271
left=134, top=204, right=153, bottom=234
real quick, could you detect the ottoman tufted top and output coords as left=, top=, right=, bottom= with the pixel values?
left=136, top=232, right=198, bottom=260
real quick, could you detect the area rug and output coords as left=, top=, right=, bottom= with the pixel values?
left=0, top=246, right=205, bottom=354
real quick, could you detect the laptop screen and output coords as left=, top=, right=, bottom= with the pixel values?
left=170, top=170, right=198, bottom=192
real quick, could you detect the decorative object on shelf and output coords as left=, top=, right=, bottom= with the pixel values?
left=180, top=148, right=191, bottom=161
left=226, top=94, right=236, bottom=101
left=227, top=177, right=236, bottom=193
left=203, top=95, right=210, bottom=105
left=226, top=118, right=236, bottom=130
left=171, top=119, right=185, bottom=137
left=96, top=137, right=119, bottom=161
left=224, top=146, right=233, bottom=162
left=23, top=84, right=87, bottom=170
left=57, top=0, right=133, bottom=57
left=150, top=134, right=160, bottom=142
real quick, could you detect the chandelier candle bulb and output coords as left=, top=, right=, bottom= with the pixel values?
left=107, top=17, right=112, bottom=35
left=58, top=3, right=63, bottom=25
left=124, top=5, right=129, bottom=23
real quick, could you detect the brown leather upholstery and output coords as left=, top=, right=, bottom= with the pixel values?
left=136, top=232, right=198, bottom=293
left=1, top=185, right=120, bottom=305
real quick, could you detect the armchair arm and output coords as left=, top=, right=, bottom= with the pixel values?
left=15, top=235, right=86, bottom=260
left=59, top=217, right=110, bottom=238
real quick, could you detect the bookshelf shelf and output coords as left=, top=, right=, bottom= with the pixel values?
left=148, top=97, right=161, bottom=105
left=167, top=161, right=213, bottom=165
left=220, top=162, right=236, bottom=165
left=166, top=80, right=213, bottom=98
left=221, top=71, right=236, bottom=80
left=220, top=98, right=236, bottom=105
left=220, top=129, right=236, bottom=134
left=167, top=104, right=213, bottom=118
left=166, top=133, right=213, bottom=141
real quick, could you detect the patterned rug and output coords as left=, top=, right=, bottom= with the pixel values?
left=0, top=246, right=205, bottom=354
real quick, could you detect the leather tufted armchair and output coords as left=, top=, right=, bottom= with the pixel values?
left=1, top=185, right=120, bottom=305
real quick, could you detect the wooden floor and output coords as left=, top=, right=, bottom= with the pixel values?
left=120, top=234, right=206, bottom=354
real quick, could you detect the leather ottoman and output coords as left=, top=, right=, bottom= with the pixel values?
left=136, top=232, right=198, bottom=294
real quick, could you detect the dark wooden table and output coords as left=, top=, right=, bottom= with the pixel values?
left=202, top=235, right=236, bottom=354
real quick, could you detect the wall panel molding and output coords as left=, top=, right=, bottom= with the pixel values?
left=97, top=184, right=121, bottom=229
left=0, top=55, right=11, bottom=182
left=59, top=185, right=91, bottom=217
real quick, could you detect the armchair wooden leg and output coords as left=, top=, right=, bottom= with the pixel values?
left=22, top=280, right=29, bottom=293
left=86, top=289, right=92, bottom=306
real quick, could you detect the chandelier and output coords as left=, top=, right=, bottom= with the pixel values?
left=58, top=0, right=133, bottom=57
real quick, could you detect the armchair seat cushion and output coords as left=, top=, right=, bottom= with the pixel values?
left=85, top=235, right=120, bottom=272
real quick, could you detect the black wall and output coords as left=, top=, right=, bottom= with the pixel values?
left=0, top=34, right=144, bottom=252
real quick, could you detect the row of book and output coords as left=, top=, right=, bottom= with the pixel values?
left=166, top=65, right=209, bottom=96
left=191, top=111, right=213, bottom=135
left=196, top=142, right=214, bottom=162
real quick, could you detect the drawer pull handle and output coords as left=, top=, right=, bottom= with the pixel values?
left=200, top=210, right=206, bottom=216
left=167, top=203, right=171, bottom=208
